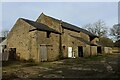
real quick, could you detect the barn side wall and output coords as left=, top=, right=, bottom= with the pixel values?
left=37, top=14, right=91, bottom=58
left=7, top=19, right=36, bottom=61
left=91, top=46, right=97, bottom=56
left=112, top=47, right=120, bottom=53
left=36, top=31, right=60, bottom=61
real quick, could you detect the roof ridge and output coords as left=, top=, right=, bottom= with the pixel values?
left=40, top=13, right=98, bottom=38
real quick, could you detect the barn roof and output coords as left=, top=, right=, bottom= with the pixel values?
left=39, top=13, right=98, bottom=38
left=70, top=35, right=96, bottom=46
left=96, top=42, right=105, bottom=47
left=21, top=18, right=61, bottom=34
left=62, top=22, right=98, bottom=38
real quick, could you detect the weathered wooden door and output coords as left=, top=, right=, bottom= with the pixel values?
left=40, top=45, right=47, bottom=61
left=68, top=47, right=72, bottom=58
left=9, top=48, right=16, bottom=60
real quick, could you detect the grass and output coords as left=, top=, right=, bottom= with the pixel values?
left=22, top=63, right=38, bottom=67
left=2, top=61, right=20, bottom=67
left=2, top=59, right=39, bottom=68
left=85, top=54, right=108, bottom=61
left=2, top=53, right=110, bottom=68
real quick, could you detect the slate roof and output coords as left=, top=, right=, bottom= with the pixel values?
left=21, top=18, right=61, bottom=34
left=41, top=13, right=98, bottom=38
left=96, top=42, right=105, bottom=47
left=62, top=22, right=98, bottom=38
left=69, top=35, right=96, bottom=46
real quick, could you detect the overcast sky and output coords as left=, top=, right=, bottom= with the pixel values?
left=1, top=2, right=118, bottom=36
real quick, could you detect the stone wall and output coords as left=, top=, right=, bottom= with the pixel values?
left=36, top=13, right=62, bottom=33
left=80, top=32, right=90, bottom=42
left=103, top=47, right=113, bottom=54
left=7, top=18, right=60, bottom=62
left=37, top=14, right=91, bottom=58
left=112, top=47, right=120, bottom=53
left=91, top=46, right=97, bottom=56
left=28, top=30, right=38, bottom=62
left=36, top=31, right=60, bottom=61
left=91, top=38, right=99, bottom=44
left=7, top=18, right=36, bottom=60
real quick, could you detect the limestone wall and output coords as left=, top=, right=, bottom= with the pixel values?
left=36, top=31, right=60, bottom=61
left=80, top=32, right=90, bottom=42
left=37, top=14, right=91, bottom=58
left=36, top=13, right=92, bottom=58
left=7, top=18, right=36, bottom=60
left=83, top=45, right=91, bottom=57
left=91, top=38, right=99, bottom=44
left=36, top=13, right=62, bottom=33
left=112, top=47, right=120, bottom=53
left=62, top=29, right=91, bottom=58
left=91, top=46, right=97, bottom=56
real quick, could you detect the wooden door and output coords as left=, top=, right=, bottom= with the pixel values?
left=40, top=45, right=47, bottom=61
left=9, top=48, right=16, bottom=60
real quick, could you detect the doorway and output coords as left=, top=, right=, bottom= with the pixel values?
left=78, top=46, right=83, bottom=57
left=9, top=48, right=16, bottom=60
left=40, top=45, right=47, bottom=61
left=68, top=47, right=72, bottom=58
left=97, top=47, right=102, bottom=53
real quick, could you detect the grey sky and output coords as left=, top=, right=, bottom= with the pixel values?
left=118, top=2, right=120, bottom=23
left=1, top=2, right=118, bottom=34
left=0, top=3, right=2, bottom=34
left=1, top=0, right=119, bottom=2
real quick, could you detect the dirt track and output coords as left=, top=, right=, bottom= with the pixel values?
left=2, top=53, right=120, bottom=79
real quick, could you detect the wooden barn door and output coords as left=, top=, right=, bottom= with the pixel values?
left=9, top=48, right=16, bottom=60
left=40, top=45, right=47, bottom=61
left=68, top=47, right=72, bottom=58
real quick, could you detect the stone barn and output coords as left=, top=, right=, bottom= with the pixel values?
left=36, top=13, right=98, bottom=58
left=7, top=13, right=106, bottom=62
left=7, top=18, right=61, bottom=62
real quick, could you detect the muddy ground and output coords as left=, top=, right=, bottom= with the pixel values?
left=2, top=53, right=120, bottom=80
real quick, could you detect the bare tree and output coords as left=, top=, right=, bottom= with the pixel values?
left=99, top=37, right=114, bottom=47
left=110, top=24, right=120, bottom=41
left=84, top=20, right=108, bottom=37
left=1, top=30, right=9, bottom=38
